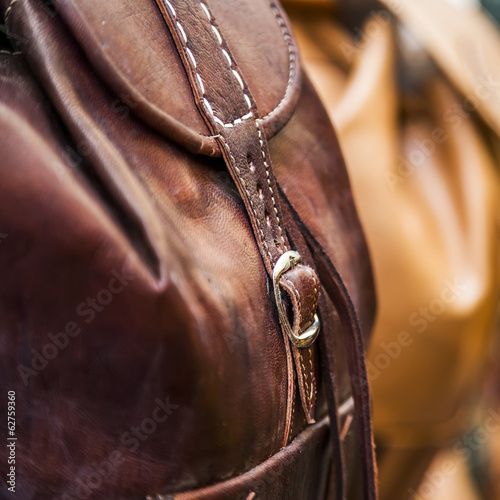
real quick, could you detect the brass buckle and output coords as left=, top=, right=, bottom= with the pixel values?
left=272, top=251, right=320, bottom=348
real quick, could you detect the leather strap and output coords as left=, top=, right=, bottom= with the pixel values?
left=154, top=0, right=320, bottom=442
left=279, top=186, right=377, bottom=500
left=154, top=0, right=286, bottom=272
left=277, top=195, right=346, bottom=492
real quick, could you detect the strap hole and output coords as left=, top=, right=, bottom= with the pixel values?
left=257, top=186, right=264, bottom=200
left=247, top=153, right=256, bottom=172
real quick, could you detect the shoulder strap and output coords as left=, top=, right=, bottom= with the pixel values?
left=279, top=186, right=377, bottom=500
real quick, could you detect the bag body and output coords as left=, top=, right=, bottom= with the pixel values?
left=0, top=0, right=377, bottom=498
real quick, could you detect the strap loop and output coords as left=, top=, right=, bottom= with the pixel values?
left=273, top=250, right=321, bottom=348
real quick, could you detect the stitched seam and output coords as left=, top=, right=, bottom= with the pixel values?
left=284, top=277, right=312, bottom=409
left=218, top=136, right=274, bottom=265
left=258, top=1, right=296, bottom=122
left=305, top=267, right=319, bottom=326
left=283, top=278, right=301, bottom=327
left=198, top=0, right=253, bottom=127
left=163, top=0, right=253, bottom=129
left=288, top=381, right=296, bottom=444
left=299, top=351, right=311, bottom=409
left=0, top=50, right=21, bottom=55
left=308, top=349, right=315, bottom=404
left=4, top=0, right=19, bottom=27
left=304, top=268, right=318, bottom=408
left=256, top=122, right=287, bottom=248
left=165, top=0, right=287, bottom=250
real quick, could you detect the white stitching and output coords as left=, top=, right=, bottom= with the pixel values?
left=283, top=269, right=318, bottom=413
left=196, top=73, right=205, bottom=93
left=165, top=0, right=288, bottom=254
left=288, top=380, right=296, bottom=444
left=198, top=0, right=253, bottom=125
left=186, top=47, right=196, bottom=67
left=211, top=24, right=222, bottom=45
left=214, top=112, right=252, bottom=129
left=305, top=267, right=319, bottom=325
left=284, top=277, right=312, bottom=409
left=309, top=348, right=316, bottom=403
left=299, top=351, right=311, bottom=408
left=161, top=0, right=296, bottom=141
left=4, top=0, right=20, bottom=27
left=164, top=0, right=176, bottom=16
left=218, top=136, right=274, bottom=265
left=203, top=98, right=214, bottom=116
left=221, top=49, right=232, bottom=66
left=258, top=2, right=296, bottom=122
left=199, top=2, right=210, bottom=19
left=176, top=21, right=187, bottom=42
left=164, top=0, right=253, bottom=129
left=256, top=122, right=287, bottom=248
left=0, top=50, right=21, bottom=55
left=232, top=69, right=244, bottom=90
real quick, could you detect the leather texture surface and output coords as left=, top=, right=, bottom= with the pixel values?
left=171, top=416, right=331, bottom=499
left=0, top=0, right=376, bottom=498
left=39, top=0, right=302, bottom=157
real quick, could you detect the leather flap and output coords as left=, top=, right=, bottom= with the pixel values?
left=34, top=0, right=301, bottom=156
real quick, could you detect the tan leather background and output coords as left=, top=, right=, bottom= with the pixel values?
left=283, top=0, right=500, bottom=497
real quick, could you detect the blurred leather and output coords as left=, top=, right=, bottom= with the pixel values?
left=413, top=449, right=482, bottom=500
left=0, top=0, right=377, bottom=498
left=282, top=0, right=500, bottom=498
left=378, top=0, right=500, bottom=138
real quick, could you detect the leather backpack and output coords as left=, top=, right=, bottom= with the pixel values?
left=0, top=0, right=377, bottom=498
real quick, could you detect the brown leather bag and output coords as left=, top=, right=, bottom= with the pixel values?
left=0, top=0, right=378, bottom=498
